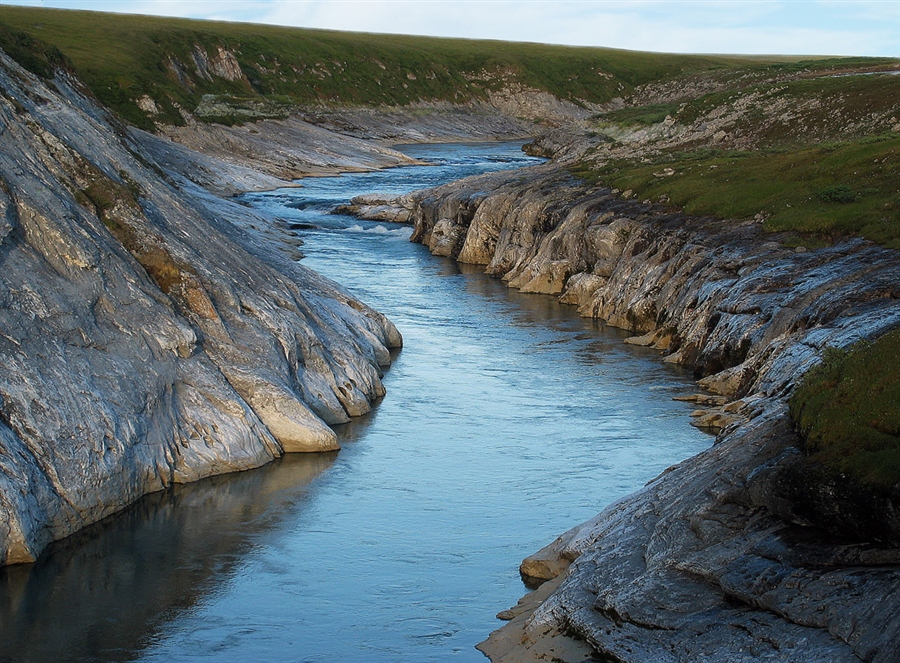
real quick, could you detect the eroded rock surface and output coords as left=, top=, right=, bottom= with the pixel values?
left=332, top=193, right=417, bottom=223
left=0, top=52, right=400, bottom=565
left=156, top=115, right=420, bottom=183
left=404, top=165, right=900, bottom=661
left=152, top=102, right=536, bottom=193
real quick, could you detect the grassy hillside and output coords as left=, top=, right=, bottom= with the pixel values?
left=574, top=135, right=900, bottom=248
left=0, top=5, right=781, bottom=130
left=571, top=59, right=900, bottom=247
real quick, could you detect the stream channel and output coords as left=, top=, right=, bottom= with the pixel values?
left=0, top=142, right=710, bottom=662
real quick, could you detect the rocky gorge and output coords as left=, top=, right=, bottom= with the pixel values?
left=351, top=157, right=900, bottom=661
left=0, top=9, right=898, bottom=660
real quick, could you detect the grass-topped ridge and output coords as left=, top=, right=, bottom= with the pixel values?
left=573, top=135, right=900, bottom=248
left=0, top=21, right=70, bottom=80
left=569, top=60, right=900, bottom=249
left=0, top=5, right=835, bottom=130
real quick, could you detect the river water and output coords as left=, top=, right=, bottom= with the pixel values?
left=0, top=143, right=709, bottom=662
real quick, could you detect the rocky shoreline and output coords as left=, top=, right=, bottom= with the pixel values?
left=0, top=53, right=407, bottom=564
left=353, top=164, right=900, bottom=661
left=0, top=33, right=580, bottom=567
left=0, top=32, right=574, bottom=567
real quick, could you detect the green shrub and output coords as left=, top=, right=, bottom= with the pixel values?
left=817, top=185, right=857, bottom=204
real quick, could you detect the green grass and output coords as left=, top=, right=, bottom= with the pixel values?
left=790, top=331, right=900, bottom=490
left=572, top=134, right=900, bottom=248
left=0, top=21, right=69, bottom=79
left=0, top=5, right=815, bottom=129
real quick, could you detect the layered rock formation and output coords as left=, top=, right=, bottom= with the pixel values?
left=145, top=102, right=536, bottom=195
left=399, top=166, right=900, bottom=661
left=0, top=52, right=400, bottom=565
left=154, top=115, right=421, bottom=185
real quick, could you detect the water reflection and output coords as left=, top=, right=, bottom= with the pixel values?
left=0, top=454, right=335, bottom=662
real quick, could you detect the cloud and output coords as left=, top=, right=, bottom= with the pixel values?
left=250, top=0, right=900, bottom=56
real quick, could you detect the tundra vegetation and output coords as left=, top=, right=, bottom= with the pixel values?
left=791, top=331, right=900, bottom=491
left=0, top=5, right=829, bottom=127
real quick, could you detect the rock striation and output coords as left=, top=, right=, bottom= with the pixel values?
left=156, top=114, right=421, bottom=184
left=149, top=102, right=537, bottom=194
left=0, top=52, right=400, bottom=565
left=402, top=164, right=900, bottom=661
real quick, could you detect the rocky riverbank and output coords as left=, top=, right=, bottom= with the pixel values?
left=0, top=31, right=589, bottom=569
left=2, top=25, right=898, bottom=658
left=0, top=52, right=404, bottom=564
left=386, top=164, right=900, bottom=662
left=135, top=103, right=539, bottom=197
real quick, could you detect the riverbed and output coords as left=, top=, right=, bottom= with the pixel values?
left=0, top=143, right=709, bottom=662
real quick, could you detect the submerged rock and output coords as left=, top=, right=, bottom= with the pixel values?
left=0, top=52, right=400, bottom=565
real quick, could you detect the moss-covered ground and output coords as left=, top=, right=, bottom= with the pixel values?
left=790, top=331, right=900, bottom=491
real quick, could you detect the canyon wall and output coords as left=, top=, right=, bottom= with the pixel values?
left=403, top=165, right=900, bottom=662
left=0, top=52, right=401, bottom=565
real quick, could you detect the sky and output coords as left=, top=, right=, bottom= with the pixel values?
left=0, top=0, right=898, bottom=57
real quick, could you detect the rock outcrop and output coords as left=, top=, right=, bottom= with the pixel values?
left=332, top=193, right=417, bottom=223
left=0, top=52, right=400, bottom=565
left=155, top=115, right=421, bottom=184
left=403, top=165, right=900, bottom=661
left=150, top=102, right=536, bottom=192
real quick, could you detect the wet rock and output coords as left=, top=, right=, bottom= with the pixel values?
left=409, top=167, right=900, bottom=398
left=332, top=193, right=416, bottom=223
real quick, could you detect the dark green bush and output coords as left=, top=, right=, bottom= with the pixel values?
left=817, top=184, right=857, bottom=204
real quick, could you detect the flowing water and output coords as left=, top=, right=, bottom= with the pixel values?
left=0, top=143, right=710, bottom=663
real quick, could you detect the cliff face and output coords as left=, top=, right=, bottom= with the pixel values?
left=403, top=166, right=900, bottom=661
left=0, top=52, right=400, bottom=565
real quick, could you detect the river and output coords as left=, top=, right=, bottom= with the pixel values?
left=0, top=142, right=709, bottom=662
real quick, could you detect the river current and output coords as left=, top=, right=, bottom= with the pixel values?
left=0, top=143, right=709, bottom=662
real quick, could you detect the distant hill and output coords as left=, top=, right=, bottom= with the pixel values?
left=0, top=5, right=867, bottom=130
